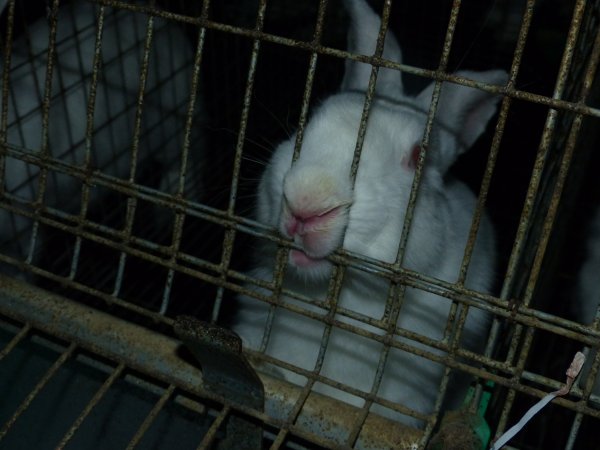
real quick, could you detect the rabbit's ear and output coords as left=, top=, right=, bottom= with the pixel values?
left=341, top=0, right=404, bottom=97
left=416, top=70, right=507, bottom=171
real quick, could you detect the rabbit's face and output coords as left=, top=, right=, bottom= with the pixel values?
left=258, top=94, right=430, bottom=280
left=255, top=0, right=506, bottom=281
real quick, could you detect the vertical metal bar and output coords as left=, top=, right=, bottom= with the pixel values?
left=160, top=20, right=207, bottom=315
left=112, top=251, right=127, bottom=297
left=123, top=10, right=154, bottom=226
left=35, top=0, right=62, bottom=203
left=111, top=9, right=155, bottom=298
left=258, top=247, right=288, bottom=352
left=125, top=383, right=176, bottom=450
left=523, top=23, right=600, bottom=307
left=476, top=0, right=536, bottom=413
left=269, top=428, right=288, bottom=450
left=0, top=323, right=30, bottom=361
left=290, top=0, right=329, bottom=164
left=399, top=0, right=465, bottom=443
left=270, top=266, right=346, bottom=450
left=395, top=0, right=462, bottom=273
left=347, top=282, right=426, bottom=445
left=0, top=341, right=77, bottom=441
left=56, top=363, right=125, bottom=450
left=0, top=0, right=16, bottom=197
left=348, top=0, right=394, bottom=183
left=69, top=4, right=107, bottom=280
left=568, top=315, right=600, bottom=449
left=336, top=0, right=420, bottom=439
left=212, top=0, right=267, bottom=323
left=195, top=406, right=231, bottom=450
left=23, top=0, right=62, bottom=267
left=501, top=0, right=587, bottom=308
left=365, top=2, right=469, bottom=434
left=495, top=0, right=589, bottom=436
left=159, top=268, right=176, bottom=315
left=565, top=412, right=585, bottom=450
left=257, top=0, right=330, bottom=351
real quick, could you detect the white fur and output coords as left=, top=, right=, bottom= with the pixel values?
left=234, top=0, right=505, bottom=427
left=0, top=3, right=198, bottom=272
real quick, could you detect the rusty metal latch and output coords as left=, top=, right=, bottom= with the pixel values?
left=174, top=316, right=265, bottom=449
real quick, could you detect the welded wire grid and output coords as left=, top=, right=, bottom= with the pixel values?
left=0, top=306, right=224, bottom=449
left=0, top=0, right=599, bottom=449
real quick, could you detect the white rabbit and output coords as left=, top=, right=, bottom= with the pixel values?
left=0, top=2, right=199, bottom=274
left=233, top=0, right=506, bottom=429
left=574, top=207, right=600, bottom=398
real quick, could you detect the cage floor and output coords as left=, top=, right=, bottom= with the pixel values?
left=0, top=275, right=423, bottom=450
left=0, top=323, right=211, bottom=450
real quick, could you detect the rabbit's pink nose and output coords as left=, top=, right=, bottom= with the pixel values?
left=285, top=213, right=311, bottom=237
left=285, top=215, right=302, bottom=236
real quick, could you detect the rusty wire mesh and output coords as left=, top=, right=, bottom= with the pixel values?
left=0, top=0, right=600, bottom=449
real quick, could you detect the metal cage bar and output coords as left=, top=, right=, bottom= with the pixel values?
left=0, top=0, right=599, bottom=448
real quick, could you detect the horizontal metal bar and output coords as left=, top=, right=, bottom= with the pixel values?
left=3, top=170, right=599, bottom=350
left=77, top=0, right=600, bottom=121
left=0, top=274, right=422, bottom=448
left=89, top=0, right=600, bottom=118
left=3, top=206, right=598, bottom=358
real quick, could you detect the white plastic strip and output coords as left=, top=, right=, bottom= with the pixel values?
left=490, top=351, right=585, bottom=450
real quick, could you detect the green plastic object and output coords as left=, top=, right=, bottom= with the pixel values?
left=472, top=381, right=494, bottom=449
left=427, top=381, right=494, bottom=450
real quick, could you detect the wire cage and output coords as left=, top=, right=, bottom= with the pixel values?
left=0, top=0, right=599, bottom=449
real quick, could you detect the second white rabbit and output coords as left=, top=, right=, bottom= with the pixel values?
left=0, top=2, right=200, bottom=275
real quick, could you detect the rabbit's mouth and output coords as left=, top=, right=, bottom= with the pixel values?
left=289, top=249, right=326, bottom=268
left=280, top=204, right=348, bottom=269
left=288, top=248, right=333, bottom=280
